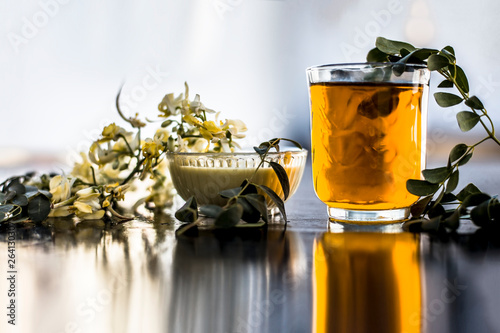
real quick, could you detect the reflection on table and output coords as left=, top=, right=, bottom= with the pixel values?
left=313, top=232, right=421, bottom=333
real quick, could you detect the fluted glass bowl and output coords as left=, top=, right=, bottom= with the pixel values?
left=167, top=149, right=308, bottom=208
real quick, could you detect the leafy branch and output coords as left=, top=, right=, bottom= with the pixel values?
left=368, top=37, right=500, bottom=231
left=175, top=138, right=302, bottom=236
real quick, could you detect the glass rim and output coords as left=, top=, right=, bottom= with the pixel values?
left=306, top=62, right=429, bottom=72
left=167, top=147, right=307, bottom=157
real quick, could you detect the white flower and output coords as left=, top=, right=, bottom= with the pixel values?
left=222, top=119, right=247, bottom=139
left=49, top=175, right=73, bottom=203
left=73, top=187, right=105, bottom=220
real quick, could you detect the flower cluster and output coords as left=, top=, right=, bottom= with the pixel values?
left=36, top=83, right=248, bottom=221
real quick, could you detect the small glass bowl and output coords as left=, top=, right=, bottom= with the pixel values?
left=167, top=149, right=308, bottom=208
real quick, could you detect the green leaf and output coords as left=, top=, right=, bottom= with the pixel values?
left=406, top=179, right=440, bottom=196
left=0, top=204, right=15, bottom=214
left=457, top=152, right=473, bottom=166
left=428, top=203, right=445, bottom=219
left=219, top=187, right=242, bottom=199
left=427, top=54, right=450, bottom=71
left=239, top=180, right=258, bottom=195
left=12, top=194, right=28, bottom=206
left=0, top=192, right=5, bottom=204
left=235, top=221, right=266, bottom=228
left=464, top=96, right=484, bottom=109
left=443, top=209, right=460, bottom=230
left=456, top=111, right=480, bottom=132
left=470, top=197, right=500, bottom=227
left=269, top=162, right=290, bottom=200
left=366, top=47, right=389, bottom=62
left=421, top=216, right=442, bottom=231
left=257, top=184, right=287, bottom=222
left=175, top=196, right=198, bottom=222
left=449, top=144, right=468, bottom=164
left=437, top=80, right=454, bottom=88
left=410, top=195, right=432, bottom=217
left=199, top=205, right=223, bottom=218
left=422, top=167, right=451, bottom=184
left=214, top=204, right=243, bottom=228
left=237, top=197, right=261, bottom=223
left=375, top=37, right=416, bottom=55
left=434, top=92, right=463, bottom=107
left=161, top=120, right=173, bottom=128
left=6, top=182, right=25, bottom=195
left=0, top=212, right=5, bottom=222
left=27, top=194, right=51, bottom=223
left=279, top=138, right=303, bottom=150
left=245, top=193, right=268, bottom=223
left=441, top=193, right=458, bottom=203
left=445, top=170, right=459, bottom=194
left=456, top=183, right=481, bottom=202
left=454, top=65, right=469, bottom=94
left=461, top=192, right=491, bottom=209
left=442, top=45, right=455, bottom=56
left=253, top=147, right=268, bottom=156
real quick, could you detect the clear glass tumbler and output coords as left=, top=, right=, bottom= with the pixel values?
left=307, top=63, right=430, bottom=223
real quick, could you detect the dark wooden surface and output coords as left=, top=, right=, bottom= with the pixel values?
left=1, top=162, right=500, bottom=333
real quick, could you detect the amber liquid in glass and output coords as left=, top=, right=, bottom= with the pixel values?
left=310, top=82, right=426, bottom=211
left=313, top=232, right=422, bottom=333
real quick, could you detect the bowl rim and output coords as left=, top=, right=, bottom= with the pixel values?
left=167, top=147, right=307, bottom=157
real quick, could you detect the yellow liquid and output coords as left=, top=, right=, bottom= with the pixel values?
left=313, top=232, right=422, bottom=333
left=310, top=82, right=426, bottom=210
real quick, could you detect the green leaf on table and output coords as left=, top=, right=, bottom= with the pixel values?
left=375, top=37, right=416, bottom=54
left=445, top=170, right=459, bottom=194
left=427, top=54, right=450, bottom=71
left=245, top=193, right=268, bottom=223
left=407, top=179, right=440, bottom=196
left=199, top=205, right=223, bottom=218
left=235, top=221, right=266, bottom=228
left=456, top=111, right=480, bottom=132
left=175, top=196, right=198, bottom=222
left=239, top=180, right=258, bottom=195
left=27, top=194, right=51, bottom=223
left=434, top=92, right=463, bottom=107
left=219, top=187, right=242, bottom=199
left=438, top=80, right=454, bottom=88
left=461, top=192, right=491, bottom=209
left=441, top=193, right=458, bottom=203
left=6, top=182, right=25, bottom=195
left=214, top=204, right=243, bottom=228
left=449, top=143, right=468, bottom=164
left=256, top=184, right=287, bottom=222
left=421, top=216, right=442, bottom=231
left=470, top=197, right=500, bottom=227
left=410, top=195, right=432, bottom=217
left=464, top=95, right=484, bottom=110
left=456, top=183, right=482, bottom=202
left=237, top=197, right=261, bottom=223
left=269, top=161, right=290, bottom=200
left=428, top=203, right=446, bottom=219
left=422, top=167, right=451, bottom=184
left=12, top=194, right=28, bottom=207
left=443, top=209, right=460, bottom=230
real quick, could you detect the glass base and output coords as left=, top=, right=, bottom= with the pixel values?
left=327, top=207, right=410, bottom=224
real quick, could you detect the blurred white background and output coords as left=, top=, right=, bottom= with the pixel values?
left=1, top=0, right=500, bottom=169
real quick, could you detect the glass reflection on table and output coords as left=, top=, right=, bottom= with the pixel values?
left=313, top=231, right=422, bottom=333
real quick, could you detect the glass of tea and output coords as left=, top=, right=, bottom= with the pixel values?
left=307, top=63, right=430, bottom=223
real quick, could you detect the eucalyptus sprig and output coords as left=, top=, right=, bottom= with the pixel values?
left=368, top=37, right=500, bottom=231
left=175, top=138, right=302, bottom=236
